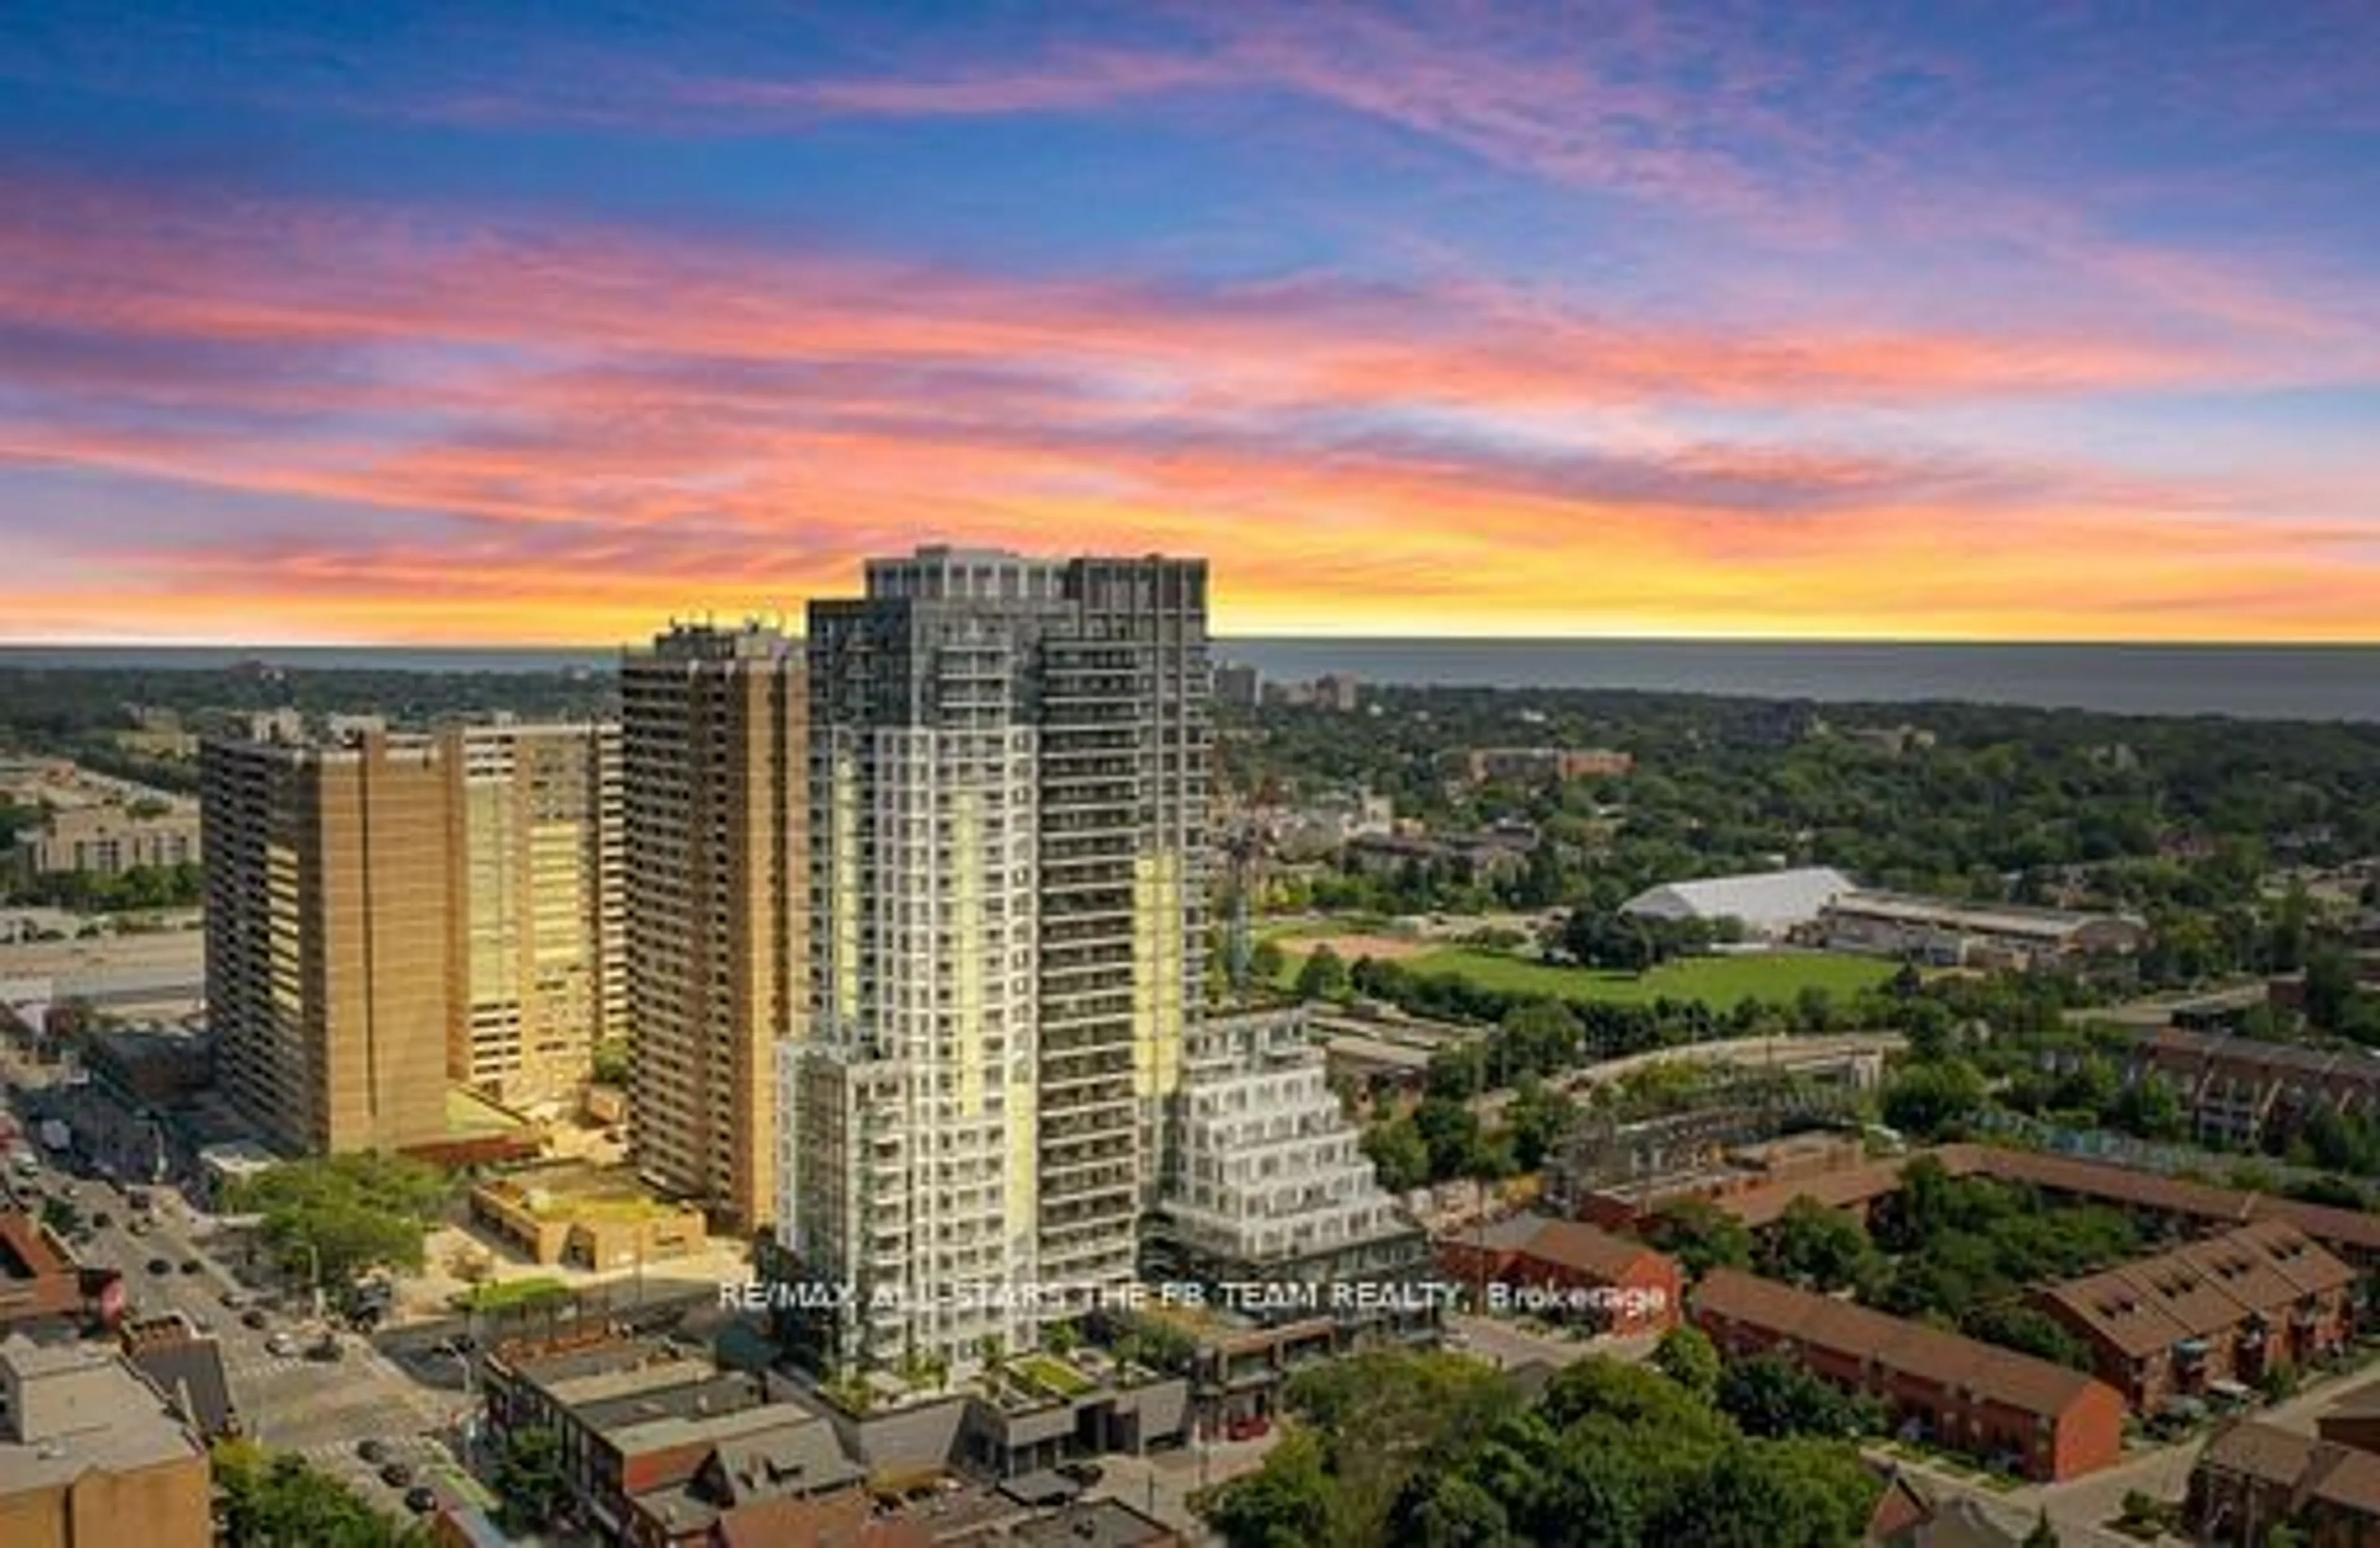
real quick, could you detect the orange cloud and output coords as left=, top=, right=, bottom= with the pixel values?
left=2, top=177, right=2378, bottom=644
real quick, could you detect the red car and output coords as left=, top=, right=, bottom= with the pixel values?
left=1224, top=1415, right=1271, bottom=1442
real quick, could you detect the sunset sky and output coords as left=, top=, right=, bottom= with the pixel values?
left=3, top=2, right=2378, bottom=643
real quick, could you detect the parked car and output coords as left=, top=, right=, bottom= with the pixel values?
left=146, top=1257, right=170, bottom=1275
left=265, top=1332, right=299, bottom=1357
left=242, top=1309, right=270, bottom=1331
left=306, top=1337, right=343, bottom=1363
left=357, top=1438, right=389, bottom=1465
left=403, top=1486, right=438, bottom=1515
left=379, top=1462, right=414, bottom=1489
left=178, top=1259, right=202, bottom=1275
left=1225, top=1415, right=1272, bottom=1442
left=89, top=1210, right=112, bottom=1229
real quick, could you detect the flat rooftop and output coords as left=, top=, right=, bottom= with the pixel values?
left=445, top=1086, right=533, bottom=1139
left=479, top=1164, right=689, bottom=1222
left=0, top=1340, right=202, bottom=1490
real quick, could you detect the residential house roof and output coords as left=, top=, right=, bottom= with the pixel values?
left=708, top=1487, right=932, bottom=1548
left=1712, top=1144, right=2380, bottom=1259
left=2200, top=1420, right=2380, bottom=1519
left=2036, top=1222, right=2355, bottom=1360
left=1514, top=1218, right=1670, bottom=1283
left=1695, top=1269, right=2110, bottom=1423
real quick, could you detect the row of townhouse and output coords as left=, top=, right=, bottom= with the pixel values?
left=2033, top=1221, right=2358, bottom=1414
left=1691, top=1269, right=2127, bottom=1482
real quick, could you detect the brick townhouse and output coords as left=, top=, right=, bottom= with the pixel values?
left=1693, top=1269, right=2126, bottom=1482
left=2034, top=1221, right=2356, bottom=1412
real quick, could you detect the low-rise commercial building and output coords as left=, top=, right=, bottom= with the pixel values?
left=0, top=1335, right=211, bottom=1548
left=469, top=1165, right=708, bottom=1272
left=1692, top=1269, right=2127, bottom=1482
left=0, top=1212, right=118, bottom=1338
left=482, top=1334, right=864, bottom=1546
left=1820, top=892, right=2148, bottom=972
left=1456, top=747, right=1634, bottom=786
left=2188, top=1419, right=2380, bottom=1546
left=1344, top=830, right=1533, bottom=887
left=2033, top=1222, right=2355, bottom=1413
left=11, top=801, right=201, bottom=877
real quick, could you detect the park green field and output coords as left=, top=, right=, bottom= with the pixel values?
left=1278, top=943, right=1893, bottom=1009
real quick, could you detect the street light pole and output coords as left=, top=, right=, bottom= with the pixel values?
left=293, top=1239, right=323, bottom=1323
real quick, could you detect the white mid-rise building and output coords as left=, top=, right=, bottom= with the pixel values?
left=1151, top=1006, right=1425, bottom=1291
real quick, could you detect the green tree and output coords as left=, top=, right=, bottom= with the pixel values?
left=1248, top=938, right=1287, bottom=983
left=1282, top=1350, right=1514, bottom=1546
left=1296, top=945, right=1352, bottom=1001
left=39, top=1195, right=81, bottom=1238
left=1646, top=1198, right=1755, bottom=1279
left=1505, top=1076, right=1577, bottom=1171
left=1879, top=1058, right=1987, bottom=1139
left=1403, top=1472, right=1520, bottom=1548
left=1716, top=1353, right=1881, bottom=1440
left=1765, top=1197, right=1875, bottom=1293
left=225, top=1154, right=452, bottom=1295
left=1413, top=1097, right=1483, bottom=1183
left=1362, top=1116, right=1432, bottom=1192
left=214, top=1440, right=426, bottom=1547
left=492, top=1425, right=567, bottom=1533
left=2108, top=1076, right=2186, bottom=1141
left=589, top=1039, right=632, bottom=1086
left=1209, top=1430, right=1338, bottom=1548
left=1652, top=1325, right=1722, bottom=1399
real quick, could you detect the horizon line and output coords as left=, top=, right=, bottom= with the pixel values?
left=6, top=634, right=2380, bottom=652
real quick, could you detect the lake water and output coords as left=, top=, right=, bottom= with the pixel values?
left=3, top=640, right=2376, bottom=723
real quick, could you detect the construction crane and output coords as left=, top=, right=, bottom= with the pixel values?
left=1221, top=825, right=1265, bottom=994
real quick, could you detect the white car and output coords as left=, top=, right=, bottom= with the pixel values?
left=266, top=1332, right=300, bottom=1357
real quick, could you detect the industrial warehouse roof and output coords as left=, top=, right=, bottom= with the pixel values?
left=1618, top=866, right=1854, bottom=934
left=1825, top=891, right=2144, bottom=941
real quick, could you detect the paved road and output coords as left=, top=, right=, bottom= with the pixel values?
left=4, top=1056, right=472, bottom=1523
left=1445, top=1311, right=1659, bottom=1374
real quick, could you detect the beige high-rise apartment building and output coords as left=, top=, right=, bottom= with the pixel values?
left=622, top=623, right=807, bottom=1231
left=201, top=719, right=624, bottom=1154
left=445, top=721, right=626, bottom=1109
left=202, top=729, right=455, bottom=1154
